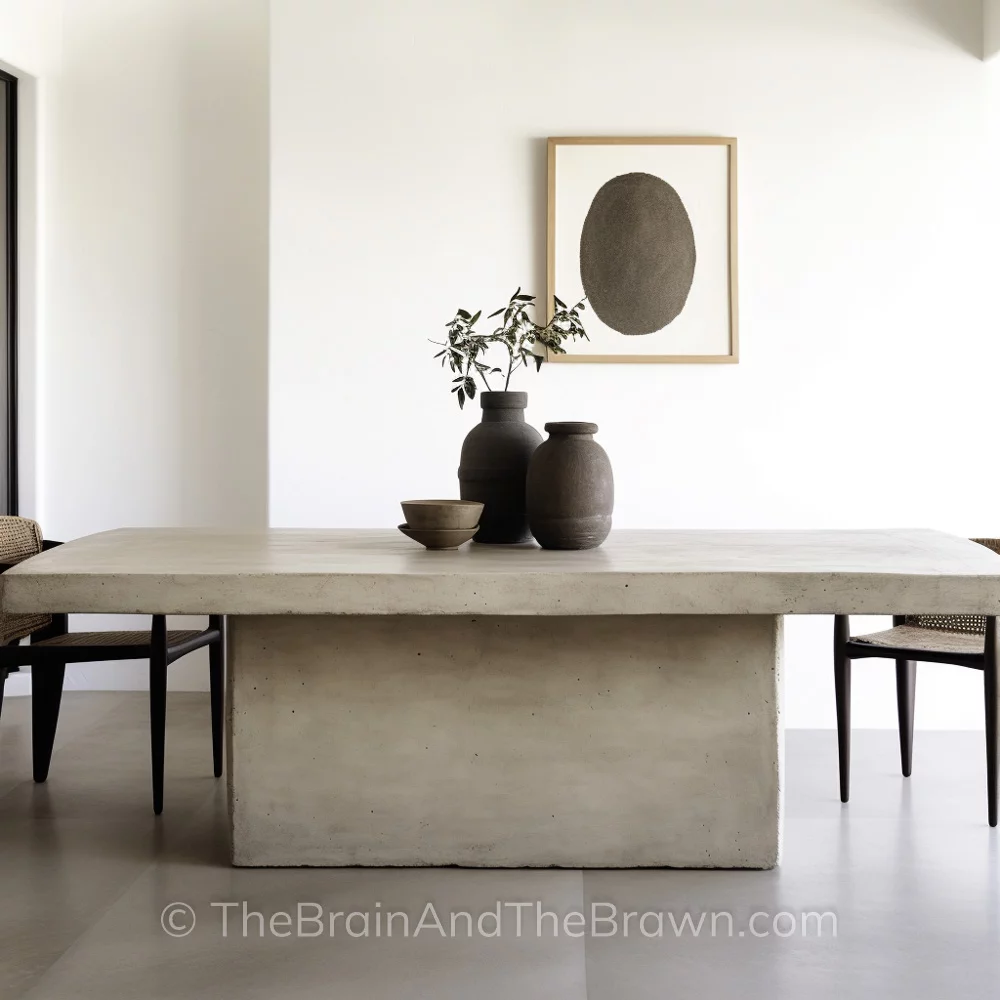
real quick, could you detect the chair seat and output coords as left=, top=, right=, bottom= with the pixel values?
left=32, top=629, right=207, bottom=649
left=852, top=624, right=985, bottom=657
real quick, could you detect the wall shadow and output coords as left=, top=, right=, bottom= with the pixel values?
left=866, top=0, right=984, bottom=58
left=176, top=0, right=270, bottom=529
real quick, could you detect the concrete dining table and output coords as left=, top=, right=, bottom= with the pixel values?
left=3, top=527, right=999, bottom=869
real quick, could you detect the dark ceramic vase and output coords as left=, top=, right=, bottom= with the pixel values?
left=526, top=422, right=614, bottom=550
left=458, top=391, right=542, bottom=544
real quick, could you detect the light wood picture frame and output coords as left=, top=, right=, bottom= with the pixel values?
left=546, top=136, right=739, bottom=364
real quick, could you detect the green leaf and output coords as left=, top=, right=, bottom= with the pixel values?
left=457, top=387, right=466, bottom=409
left=553, top=295, right=566, bottom=309
left=457, top=308, right=472, bottom=320
left=534, top=354, right=544, bottom=372
left=470, top=310, right=481, bottom=325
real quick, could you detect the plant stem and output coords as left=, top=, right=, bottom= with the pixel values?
left=468, top=358, right=492, bottom=393
left=505, top=343, right=516, bottom=390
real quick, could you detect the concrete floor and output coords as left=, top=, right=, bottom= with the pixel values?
left=0, top=693, right=998, bottom=998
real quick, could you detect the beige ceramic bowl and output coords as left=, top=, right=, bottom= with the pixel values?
left=398, top=524, right=479, bottom=550
left=400, top=500, right=483, bottom=530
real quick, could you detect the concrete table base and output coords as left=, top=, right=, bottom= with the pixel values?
left=228, top=614, right=781, bottom=869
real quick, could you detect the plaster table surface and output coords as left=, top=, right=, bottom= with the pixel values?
left=3, top=526, right=999, bottom=616
left=4, top=527, right=999, bottom=869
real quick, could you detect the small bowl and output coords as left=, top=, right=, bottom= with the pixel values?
left=398, top=523, right=479, bottom=550
left=400, top=500, right=484, bottom=530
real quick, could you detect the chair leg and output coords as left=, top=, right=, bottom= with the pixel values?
left=150, top=616, right=168, bottom=815
left=32, top=663, right=66, bottom=782
left=896, top=659, right=916, bottom=778
left=209, top=616, right=224, bottom=778
left=834, top=615, right=851, bottom=803
left=985, top=622, right=998, bottom=829
left=0, top=666, right=7, bottom=721
left=835, top=657, right=852, bottom=802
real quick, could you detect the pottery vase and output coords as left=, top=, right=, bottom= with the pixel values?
left=526, top=422, right=613, bottom=550
left=458, top=391, right=542, bottom=544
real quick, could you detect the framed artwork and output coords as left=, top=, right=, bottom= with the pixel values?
left=546, top=136, right=738, bottom=364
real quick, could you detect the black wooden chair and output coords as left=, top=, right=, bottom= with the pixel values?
left=834, top=537, right=1000, bottom=826
left=0, top=516, right=224, bottom=814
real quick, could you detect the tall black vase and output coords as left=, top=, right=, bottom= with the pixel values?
left=458, top=391, right=541, bottom=544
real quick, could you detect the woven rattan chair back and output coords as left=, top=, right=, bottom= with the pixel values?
left=904, top=538, right=1000, bottom=636
left=0, top=516, right=52, bottom=644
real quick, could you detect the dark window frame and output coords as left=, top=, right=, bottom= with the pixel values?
left=1, top=68, right=17, bottom=515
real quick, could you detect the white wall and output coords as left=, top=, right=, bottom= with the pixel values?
left=0, top=0, right=59, bottom=75
left=1, top=0, right=269, bottom=692
left=272, top=0, right=999, bottom=729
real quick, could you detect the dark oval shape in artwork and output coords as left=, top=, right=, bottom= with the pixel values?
left=579, top=172, right=696, bottom=336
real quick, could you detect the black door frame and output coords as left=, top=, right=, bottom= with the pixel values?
left=1, top=68, right=17, bottom=516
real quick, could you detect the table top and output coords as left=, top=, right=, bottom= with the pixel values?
left=3, top=527, right=999, bottom=616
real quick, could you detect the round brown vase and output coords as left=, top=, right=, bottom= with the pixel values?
left=458, top=391, right=542, bottom=544
left=526, top=422, right=614, bottom=550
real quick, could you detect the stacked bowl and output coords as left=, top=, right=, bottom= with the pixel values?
left=398, top=500, right=484, bottom=550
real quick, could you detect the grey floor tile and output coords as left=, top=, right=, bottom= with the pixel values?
left=2, top=694, right=999, bottom=998
left=0, top=692, right=127, bottom=798
left=24, top=851, right=588, bottom=999
left=0, top=694, right=218, bottom=997
left=582, top=730, right=1000, bottom=1000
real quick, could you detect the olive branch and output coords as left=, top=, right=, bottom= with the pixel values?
left=431, top=289, right=589, bottom=409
